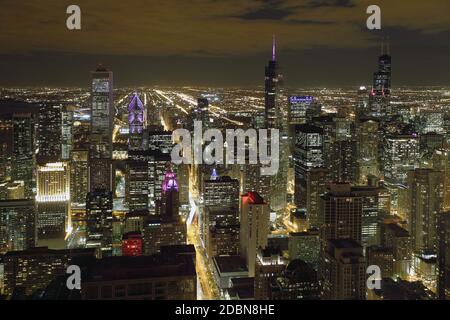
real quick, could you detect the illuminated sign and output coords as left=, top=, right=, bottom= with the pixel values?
left=289, top=96, right=314, bottom=104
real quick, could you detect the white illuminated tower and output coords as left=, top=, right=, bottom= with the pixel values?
left=89, top=65, right=114, bottom=192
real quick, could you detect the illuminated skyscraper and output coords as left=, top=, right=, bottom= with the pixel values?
left=255, top=247, right=287, bottom=299
left=143, top=168, right=186, bottom=255
left=240, top=192, right=270, bottom=277
left=86, top=189, right=113, bottom=257
left=319, top=183, right=363, bottom=246
left=381, top=133, right=419, bottom=209
left=438, top=212, right=450, bottom=300
left=0, top=199, right=36, bottom=254
left=70, top=150, right=89, bottom=205
left=61, top=105, right=75, bottom=160
left=356, top=119, right=380, bottom=184
left=203, top=206, right=239, bottom=258
left=294, top=124, right=326, bottom=226
left=37, top=104, right=62, bottom=163
left=352, top=183, right=391, bottom=248
left=89, top=65, right=113, bottom=192
left=12, top=113, right=35, bottom=198
left=369, top=40, right=392, bottom=118
left=128, top=93, right=145, bottom=151
left=36, top=162, right=70, bottom=241
left=264, top=36, right=281, bottom=129
left=408, top=168, right=444, bottom=255
left=320, top=239, right=366, bottom=300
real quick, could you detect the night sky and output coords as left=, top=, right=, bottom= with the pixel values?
left=0, top=0, right=449, bottom=87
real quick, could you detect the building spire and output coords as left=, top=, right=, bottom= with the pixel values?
left=272, top=34, right=276, bottom=61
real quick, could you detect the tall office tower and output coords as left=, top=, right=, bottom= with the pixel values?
left=319, top=183, right=363, bottom=246
left=36, top=162, right=70, bottom=241
left=287, top=96, right=318, bottom=153
left=352, top=183, right=391, bottom=248
left=0, top=199, right=36, bottom=254
left=356, top=86, right=369, bottom=119
left=72, top=119, right=90, bottom=150
left=438, top=212, right=450, bottom=300
left=369, top=40, right=392, bottom=118
left=431, top=149, right=450, bottom=211
left=86, top=189, right=113, bottom=257
left=89, top=65, right=113, bottom=192
left=149, top=152, right=171, bottom=214
left=288, top=230, right=320, bottom=271
left=70, top=150, right=89, bottom=205
left=36, top=162, right=70, bottom=203
left=240, top=192, right=270, bottom=277
left=366, top=246, right=394, bottom=278
left=12, top=113, right=35, bottom=198
left=61, top=106, right=75, bottom=160
left=382, top=133, right=419, bottom=209
left=379, top=222, right=412, bottom=278
left=254, top=247, right=287, bottom=299
left=204, top=206, right=240, bottom=258
left=2, top=247, right=95, bottom=298
left=78, top=253, right=196, bottom=300
left=126, top=157, right=149, bottom=211
left=332, top=117, right=357, bottom=183
left=203, top=175, right=239, bottom=208
left=407, top=169, right=444, bottom=255
left=125, top=160, right=149, bottom=211
left=294, top=124, right=326, bottom=226
left=243, top=164, right=271, bottom=204
left=143, top=169, right=186, bottom=255
left=0, top=116, right=13, bottom=182
left=320, top=239, right=366, bottom=300
left=264, top=36, right=281, bottom=129
left=37, top=104, right=62, bottom=163
left=356, top=119, right=380, bottom=184
left=288, top=96, right=319, bottom=126
left=269, top=259, right=321, bottom=300
left=147, top=128, right=173, bottom=154
left=128, top=93, right=145, bottom=151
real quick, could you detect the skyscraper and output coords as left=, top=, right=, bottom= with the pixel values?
left=0, top=199, right=36, bottom=254
left=264, top=36, right=280, bottom=129
left=438, top=212, right=450, bottom=300
left=408, top=168, right=444, bottom=255
left=36, top=162, right=70, bottom=242
left=89, top=65, right=114, bottom=192
left=294, top=124, right=327, bottom=226
left=320, top=239, right=366, bottom=300
left=369, top=40, right=392, bottom=118
left=319, top=183, right=363, bottom=246
left=128, top=93, right=145, bottom=151
left=37, top=104, right=62, bottom=164
left=240, top=192, right=270, bottom=277
left=12, top=113, right=35, bottom=198
left=86, top=189, right=113, bottom=257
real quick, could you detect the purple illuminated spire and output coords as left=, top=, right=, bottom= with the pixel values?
left=162, top=168, right=179, bottom=193
left=272, top=34, right=276, bottom=61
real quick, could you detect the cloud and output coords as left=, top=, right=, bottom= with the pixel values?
left=0, top=0, right=448, bottom=57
